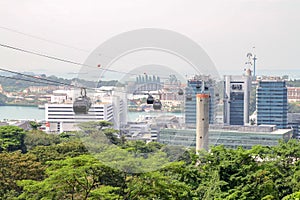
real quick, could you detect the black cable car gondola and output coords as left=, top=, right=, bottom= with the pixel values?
left=73, top=88, right=92, bottom=114
left=147, top=94, right=154, bottom=104
left=153, top=99, right=162, bottom=110
left=178, top=88, right=184, bottom=95
left=185, top=87, right=193, bottom=101
left=186, top=93, right=192, bottom=101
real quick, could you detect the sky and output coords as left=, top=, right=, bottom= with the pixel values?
left=0, top=0, right=299, bottom=79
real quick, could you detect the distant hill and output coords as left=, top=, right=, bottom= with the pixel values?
left=0, top=74, right=120, bottom=92
left=287, top=79, right=300, bottom=87
left=0, top=93, right=7, bottom=105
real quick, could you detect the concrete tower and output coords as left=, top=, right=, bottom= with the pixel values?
left=196, top=93, right=210, bottom=152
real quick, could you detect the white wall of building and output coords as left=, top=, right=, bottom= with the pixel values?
left=45, top=103, right=113, bottom=133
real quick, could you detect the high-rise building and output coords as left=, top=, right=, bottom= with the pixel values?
left=256, top=77, right=288, bottom=129
left=288, top=113, right=300, bottom=138
left=223, top=75, right=251, bottom=125
left=184, top=75, right=215, bottom=127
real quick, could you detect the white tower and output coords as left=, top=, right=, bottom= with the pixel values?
left=196, top=93, right=210, bottom=152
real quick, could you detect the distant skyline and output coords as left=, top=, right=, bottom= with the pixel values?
left=0, top=0, right=299, bottom=78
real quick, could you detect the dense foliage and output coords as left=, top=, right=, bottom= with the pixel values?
left=287, top=79, right=300, bottom=87
left=288, top=102, right=300, bottom=113
left=1, top=123, right=300, bottom=199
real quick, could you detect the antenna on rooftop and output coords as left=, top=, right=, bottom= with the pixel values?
left=245, top=53, right=253, bottom=66
left=252, top=47, right=257, bottom=77
left=245, top=47, right=257, bottom=78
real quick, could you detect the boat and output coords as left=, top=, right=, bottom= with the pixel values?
left=38, top=104, right=45, bottom=109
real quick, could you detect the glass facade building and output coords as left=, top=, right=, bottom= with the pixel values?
left=256, top=80, right=288, bottom=129
left=184, top=77, right=215, bottom=127
left=223, top=75, right=251, bottom=125
left=229, top=92, right=244, bottom=125
left=288, top=113, right=300, bottom=138
left=158, top=125, right=292, bottom=149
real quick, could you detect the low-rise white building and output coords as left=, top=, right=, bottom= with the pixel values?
left=45, top=103, right=113, bottom=133
left=44, top=87, right=127, bottom=133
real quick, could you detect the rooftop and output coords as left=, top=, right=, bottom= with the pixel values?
left=209, top=124, right=292, bottom=135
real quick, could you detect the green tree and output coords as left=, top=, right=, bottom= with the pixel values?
left=0, top=125, right=26, bottom=152
left=122, top=140, right=163, bottom=155
left=287, top=79, right=300, bottom=87
left=0, top=151, right=45, bottom=198
left=29, top=140, right=88, bottom=164
left=18, top=155, right=122, bottom=200
left=193, top=145, right=278, bottom=199
left=268, top=140, right=300, bottom=198
left=160, top=161, right=204, bottom=198
left=103, top=128, right=123, bottom=145
left=77, top=121, right=113, bottom=134
left=161, top=145, right=192, bottom=163
left=125, top=171, right=190, bottom=200
left=88, top=186, right=119, bottom=200
left=24, top=130, right=61, bottom=150
left=282, top=191, right=300, bottom=200
left=77, top=121, right=122, bottom=148
left=29, top=121, right=42, bottom=130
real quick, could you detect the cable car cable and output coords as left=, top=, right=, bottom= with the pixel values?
left=0, top=26, right=90, bottom=53
left=0, top=26, right=179, bottom=79
left=0, top=67, right=78, bottom=88
left=0, top=43, right=138, bottom=76
left=0, top=74, right=61, bottom=86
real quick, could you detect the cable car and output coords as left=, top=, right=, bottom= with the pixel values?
left=73, top=88, right=91, bottom=114
left=178, top=88, right=184, bottom=95
left=147, top=94, right=154, bottom=104
left=185, top=87, right=193, bottom=101
left=153, top=99, right=162, bottom=110
left=196, top=82, right=201, bottom=89
left=186, top=94, right=192, bottom=101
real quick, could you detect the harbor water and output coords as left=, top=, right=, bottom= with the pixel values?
left=0, top=105, right=183, bottom=121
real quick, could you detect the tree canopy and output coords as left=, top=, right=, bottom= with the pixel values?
left=1, top=122, right=300, bottom=199
left=0, top=125, right=26, bottom=152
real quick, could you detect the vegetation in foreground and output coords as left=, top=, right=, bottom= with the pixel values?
left=1, top=122, right=300, bottom=199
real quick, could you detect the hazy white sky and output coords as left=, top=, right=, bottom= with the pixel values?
left=0, top=0, right=299, bottom=77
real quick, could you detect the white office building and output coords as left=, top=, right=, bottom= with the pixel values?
left=44, top=87, right=128, bottom=133
left=45, top=103, right=113, bottom=133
